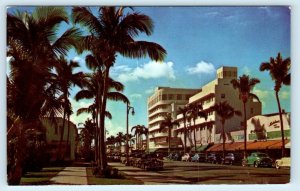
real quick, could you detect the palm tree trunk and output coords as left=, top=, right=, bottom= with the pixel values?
left=93, top=116, right=98, bottom=165
left=136, top=134, right=138, bottom=150
left=168, top=128, right=171, bottom=155
left=222, top=121, right=225, bottom=159
left=183, top=116, right=187, bottom=154
left=243, top=101, right=247, bottom=159
left=58, top=102, right=67, bottom=160
left=275, top=91, right=285, bottom=157
left=65, top=115, right=70, bottom=160
left=194, top=119, right=196, bottom=153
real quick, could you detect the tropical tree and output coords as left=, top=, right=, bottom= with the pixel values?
left=141, top=128, right=149, bottom=153
left=159, top=113, right=179, bottom=155
left=231, top=74, right=260, bottom=159
left=71, top=7, right=166, bottom=170
left=116, top=132, right=125, bottom=148
left=187, top=103, right=207, bottom=153
left=212, top=101, right=241, bottom=159
left=178, top=106, right=190, bottom=154
left=7, top=7, right=81, bottom=184
left=53, top=57, right=84, bottom=160
left=131, top=125, right=145, bottom=151
left=260, top=52, right=290, bottom=157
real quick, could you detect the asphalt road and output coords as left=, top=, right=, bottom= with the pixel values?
left=110, top=160, right=290, bottom=184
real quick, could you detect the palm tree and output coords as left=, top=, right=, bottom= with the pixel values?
left=178, top=106, right=190, bottom=154
left=231, top=75, right=260, bottom=159
left=260, top=52, right=290, bottom=157
left=140, top=127, right=149, bottom=152
left=116, top=132, right=125, bottom=149
left=72, top=7, right=166, bottom=170
left=187, top=103, right=207, bottom=153
left=159, top=113, right=179, bottom=155
left=212, top=101, right=241, bottom=159
left=53, top=57, right=84, bottom=160
left=131, top=125, right=145, bottom=151
left=7, top=7, right=81, bottom=185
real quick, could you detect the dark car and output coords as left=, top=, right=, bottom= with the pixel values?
left=191, top=153, right=206, bottom=162
left=206, top=153, right=222, bottom=164
left=242, top=152, right=273, bottom=168
left=222, top=153, right=242, bottom=165
left=139, top=153, right=163, bottom=170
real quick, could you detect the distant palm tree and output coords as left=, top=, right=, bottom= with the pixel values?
left=72, top=7, right=166, bottom=170
left=159, top=113, right=179, bottom=155
left=212, top=101, right=241, bottom=159
left=141, top=127, right=149, bottom=152
left=260, top=52, right=290, bottom=157
left=116, top=132, right=125, bottom=148
left=231, top=74, right=260, bottom=159
left=178, top=106, right=190, bottom=154
left=187, top=103, right=207, bottom=153
left=131, top=125, right=145, bottom=151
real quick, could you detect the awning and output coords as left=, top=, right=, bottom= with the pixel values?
left=191, top=144, right=210, bottom=152
left=206, top=142, right=244, bottom=152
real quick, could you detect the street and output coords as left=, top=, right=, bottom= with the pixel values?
left=110, top=160, right=290, bottom=184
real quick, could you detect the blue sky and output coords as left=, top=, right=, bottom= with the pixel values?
left=7, top=6, right=291, bottom=136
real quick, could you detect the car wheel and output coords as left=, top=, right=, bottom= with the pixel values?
left=242, top=160, right=247, bottom=167
left=275, top=162, right=280, bottom=169
left=254, top=162, right=259, bottom=168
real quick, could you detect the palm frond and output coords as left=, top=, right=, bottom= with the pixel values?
left=107, top=92, right=129, bottom=104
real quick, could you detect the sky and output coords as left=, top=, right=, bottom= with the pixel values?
left=7, top=6, right=291, bottom=137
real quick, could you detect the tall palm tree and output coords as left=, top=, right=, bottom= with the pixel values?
left=7, top=7, right=81, bottom=185
left=178, top=106, right=190, bottom=154
left=131, top=125, right=145, bottom=151
left=187, top=103, right=207, bottom=153
left=116, top=132, right=125, bottom=148
left=53, top=57, right=84, bottom=160
left=140, top=127, right=149, bottom=152
left=260, top=52, right=290, bottom=157
left=72, top=7, right=166, bottom=170
left=159, top=113, right=179, bottom=155
left=212, top=101, right=241, bottom=159
left=231, top=75, right=260, bottom=159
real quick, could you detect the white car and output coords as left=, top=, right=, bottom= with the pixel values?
left=275, top=157, right=291, bottom=169
left=181, top=153, right=191, bottom=162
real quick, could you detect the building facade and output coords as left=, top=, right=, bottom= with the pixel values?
left=147, top=87, right=199, bottom=151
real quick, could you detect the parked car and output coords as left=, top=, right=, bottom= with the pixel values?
left=242, top=152, right=273, bottom=168
left=275, top=157, right=291, bottom=169
left=181, top=153, right=191, bottom=162
left=222, top=153, right=242, bottom=165
left=191, top=153, right=206, bottom=162
left=139, top=153, right=164, bottom=170
left=206, top=153, right=222, bottom=164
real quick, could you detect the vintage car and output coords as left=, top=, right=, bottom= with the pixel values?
left=191, top=153, right=206, bottom=162
left=181, top=153, right=191, bottom=162
left=275, top=157, right=291, bottom=169
left=242, top=152, right=273, bottom=168
left=206, top=153, right=222, bottom=164
left=222, top=153, right=242, bottom=165
left=139, top=153, right=163, bottom=170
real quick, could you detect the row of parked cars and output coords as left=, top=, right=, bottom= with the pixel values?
left=120, top=153, right=164, bottom=171
left=167, top=152, right=290, bottom=169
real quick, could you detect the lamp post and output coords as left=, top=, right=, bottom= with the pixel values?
left=126, top=102, right=134, bottom=166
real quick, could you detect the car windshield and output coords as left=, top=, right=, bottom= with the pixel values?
left=257, top=153, right=268, bottom=157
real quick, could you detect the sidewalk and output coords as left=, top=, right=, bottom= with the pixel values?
left=50, top=166, right=88, bottom=185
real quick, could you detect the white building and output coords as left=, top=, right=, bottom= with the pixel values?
left=174, top=66, right=262, bottom=151
left=147, top=87, right=199, bottom=152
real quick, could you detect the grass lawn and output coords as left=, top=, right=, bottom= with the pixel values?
left=20, top=167, right=64, bottom=185
left=86, top=167, right=143, bottom=185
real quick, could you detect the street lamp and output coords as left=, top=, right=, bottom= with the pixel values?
left=126, top=102, right=134, bottom=166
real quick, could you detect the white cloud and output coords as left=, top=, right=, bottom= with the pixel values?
left=72, top=56, right=84, bottom=63
left=279, top=91, right=290, bottom=100
left=253, top=88, right=271, bottom=108
left=116, top=61, right=176, bottom=82
left=130, top=93, right=142, bottom=100
left=69, top=98, right=93, bottom=125
left=145, top=87, right=154, bottom=94
left=105, top=120, right=125, bottom=136
left=242, top=66, right=251, bottom=75
left=186, top=61, right=216, bottom=75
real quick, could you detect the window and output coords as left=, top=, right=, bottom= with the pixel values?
left=177, top=94, right=182, bottom=100
left=251, top=108, right=254, bottom=114
left=162, top=94, right=167, bottom=100
left=185, top=95, right=190, bottom=100
left=168, top=94, right=173, bottom=100
left=221, top=94, right=225, bottom=98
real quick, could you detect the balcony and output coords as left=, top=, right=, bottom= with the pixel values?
left=148, top=115, right=165, bottom=125
left=149, top=107, right=170, bottom=118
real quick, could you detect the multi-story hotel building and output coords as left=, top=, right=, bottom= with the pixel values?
left=146, top=66, right=263, bottom=152
left=147, top=87, right=199, bottom=151
left=174, top=66, right=262, bottom=151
